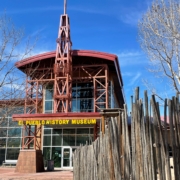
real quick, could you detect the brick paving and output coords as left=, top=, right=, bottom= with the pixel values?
left=0, top=167, right=73, bottom=180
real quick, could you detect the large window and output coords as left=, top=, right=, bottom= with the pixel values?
left=43, top=82, right=120, bottom=112
left=0, top=117, right=22, bottom=165
left=43, top=128, right=93, bottom=147
left=44, top=85, right=54, bottom=113
left=72, top=83, right=94, bottom=112
left=43, top=127, right=94, bottom=167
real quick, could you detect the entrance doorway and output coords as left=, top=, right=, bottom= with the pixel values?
left=43, top=127, right=94, bottom=168
left=62, top=147, right=72, bottom=168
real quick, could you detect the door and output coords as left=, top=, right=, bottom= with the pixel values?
left=62, top=147, right=72, bottom=168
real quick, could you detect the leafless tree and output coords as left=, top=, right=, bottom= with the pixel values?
left=138, top=0, right=180, bottom=98
left=0, top=13, right=37, bottom=127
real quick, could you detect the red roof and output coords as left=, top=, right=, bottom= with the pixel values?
left=15, top=50, right=118, bottom=68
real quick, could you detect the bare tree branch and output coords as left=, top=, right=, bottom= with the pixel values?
left=138, top=0, right=180, bottom=98
left=0, top=13, right=37, bottom=126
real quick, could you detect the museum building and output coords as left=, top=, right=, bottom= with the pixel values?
left=0, top=4, right=125, bottom=171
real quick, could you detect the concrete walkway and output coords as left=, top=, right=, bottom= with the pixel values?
left=0, top=168, right=73, bottom=180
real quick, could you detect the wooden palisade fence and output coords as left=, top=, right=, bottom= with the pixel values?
left=73, top=87, right=179, bottom=180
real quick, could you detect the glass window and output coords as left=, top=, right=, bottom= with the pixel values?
left=7, top=138, right=21, bottom=147
left=0, top=118, right=8, bottom=127
left=72, top=82, right=94, bottom=112
left=9, top=118, right=19, bottom=127
left=24, top=126, right=35, bottom=136
left=77, top=128, right=89, bottom=134
left=8, top=128, right=22, bottom=137
left=0, top=138, right=6, bottom=147
left=63, top=148, right=70, bottom=167
left=76, top=135, right=89, bottom=146
left=63, top=129, right=75, bottom=134
left=0, top=149, right=5, bottom=165
left=63, top=135, right=75, bottom=146
left=0, top=128, right=7, bottom=137
left=43, top=147, right=51, bottom=166
left=52, top=129, right=62, bottom=135
left=6, top=148, right=20, bottom=160
left=45, top=89, right=53, bottom=100
left=77, top=83, right=93, bottom=89
left=89, top=135, right=94, bottom=144
left=45, top=101, right=53, bottom=112
left=72, top=100, right=77, bottom=112
left=44, top=129, right=51, bottom=135
left=43, top=136, right=51, bottom=146
left=44, top=85, right=53, bottom=113
left=90, top=128, right=94, bottom=134
left=52, top=135, right=62, bottom=146
left=77, top=89, right=93, bottom=98
left=72, top=89, right=76, bottom=98
left=52, top=147, right=61, bottom=167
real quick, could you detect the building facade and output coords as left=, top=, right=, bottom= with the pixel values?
left=0, top=53, right=125, bottom=169
left=12, top=50, right=125, bottom=169
left=0, top=5, right=125, bottom=170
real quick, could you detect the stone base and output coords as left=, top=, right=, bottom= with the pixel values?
left=15, top=150, right=44, bottom=173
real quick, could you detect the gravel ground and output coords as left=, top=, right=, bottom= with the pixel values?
left=0, top=167, right=73, bottom=180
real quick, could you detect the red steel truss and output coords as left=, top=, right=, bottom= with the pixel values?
left=53, top=12, right=72, bottom=113
left=20, top=0, right=110, bottom=148
left=22, top=124, right=42, bottom=150
left=23, top=68, right=53, bottom=149
left=73, top=64, right=109, bottom=111
left=24, top=67, right=54, bottom=114
left=21, top=1, right=72, bottom=149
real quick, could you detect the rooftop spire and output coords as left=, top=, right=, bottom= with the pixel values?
left=64, top=0, right=67, bottom=14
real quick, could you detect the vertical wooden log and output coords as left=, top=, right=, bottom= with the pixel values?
left=108, top=121, right=115, bottom=180
left=138, top=100, right=144, bottom=180
left=120, top=114, right=126, bottom=179
left=84, top=143, right=88, bottom=180
left=171, top=97, right=180, bottom=179
left=163, top=99, right=172, bottom=180
left=168, top=99, right=178, bottom=180
left=99, top=132, right=102, bottom=180
left=135, top=87, right=139, bottom=103
left=131, top=103, right=136, bottom=180
left=140, top=99, right=148, bottom=180
left=109, top=117, right=121, bottom=180
left=131, top=95, right=133, bottom=117
left=105, top=126, right=111, bottom=180
left=119, top=112, right=124, bottom=179
left=172, top=97, right=180, bottom=178
left=134, top=102, right=141, bottom=180
left=156, top=102, right=166, bottom=180
left=144, top=90, right=152, bottom=180
left=124, top=104, right=131, bottom=180
left=102, top=116, right=105, bottom=135
left=151, top=97, right=163, bottom=180
left=148, top=102, right=156, bottom=180
left=134, top=103, right=140, bottom=180
left=92, top=139, right=98, bottom=180
left=80, top=145, right=84, bottom=180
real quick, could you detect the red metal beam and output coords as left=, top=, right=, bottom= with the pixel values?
left=53, top=13, right=72, bottom=113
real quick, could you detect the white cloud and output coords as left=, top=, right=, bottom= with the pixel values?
left=2, top=6, right=62, bottom=15
left=117, top=51, right=142, bottom=58
left=3, top=5, right=106, bottom=16
left=128, top=72, right=141, bottom=86
left=116, top=50, right=148, bottom=67
left=117, top=0, right=152, bottom=26
left=122, top=72, right=133, bottom=76
left=118, top=10, right=144, bottom=26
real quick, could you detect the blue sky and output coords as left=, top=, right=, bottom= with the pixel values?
left=0, top=0, right=172, bottom=109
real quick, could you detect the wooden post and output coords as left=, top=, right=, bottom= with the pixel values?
left=102, top=116, right=105, bottom=135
